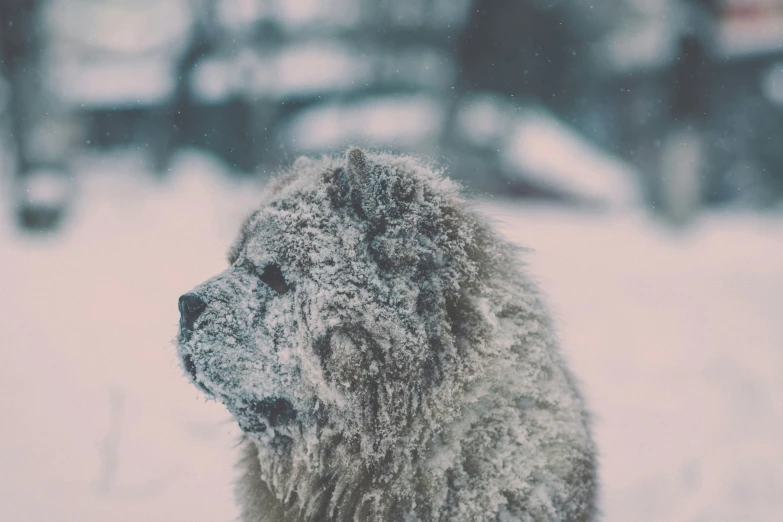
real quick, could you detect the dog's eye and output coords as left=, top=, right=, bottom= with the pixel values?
left=239, top=259, right=290, bottom=295
left=259, top=264, right=290, bottom=295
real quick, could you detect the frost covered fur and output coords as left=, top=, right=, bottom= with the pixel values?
left=177, top=148, right=598, bottom=521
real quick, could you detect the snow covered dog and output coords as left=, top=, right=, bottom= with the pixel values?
left=176, top=148, right=598, bottom=521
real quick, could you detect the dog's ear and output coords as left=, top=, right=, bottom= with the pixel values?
left=340, top=147, right=417, bottom=224
left=345, top=147, right=368, bottom=187
left=323, top=147, right=369, bottom=209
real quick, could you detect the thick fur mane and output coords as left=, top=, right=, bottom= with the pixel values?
left=178, top=149, right=598, bottom=521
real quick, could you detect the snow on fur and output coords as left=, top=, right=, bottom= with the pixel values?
left=177, top=148, right=598, bottom=521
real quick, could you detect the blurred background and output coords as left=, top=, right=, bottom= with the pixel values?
left=0, top=1, right=782, bottom=521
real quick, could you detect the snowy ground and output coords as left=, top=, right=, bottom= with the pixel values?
left=1, top=151, right=782, bottom=522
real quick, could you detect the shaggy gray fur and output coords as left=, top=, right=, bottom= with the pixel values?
left=176, top=148, right=598, bottom=521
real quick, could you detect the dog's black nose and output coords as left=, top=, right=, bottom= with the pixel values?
left=179, top=293, right=206, bottom=330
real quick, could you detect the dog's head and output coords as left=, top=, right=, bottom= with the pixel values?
left=176, top=148, right=499, bottom=462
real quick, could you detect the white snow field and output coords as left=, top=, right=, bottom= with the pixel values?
left=1, top=151, right=782, bottom=522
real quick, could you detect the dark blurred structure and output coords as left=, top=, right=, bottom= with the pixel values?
left=602, top=0, right=783, bottom=222
left=1, top=0, right=782, bottom=232
left=45, top=0, right=192, bottom=169
left=0, top=0, right=74, bottom=231
left=458, top=0, right=610, bottom=113
left=176, top=0, right=473, bottom=175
